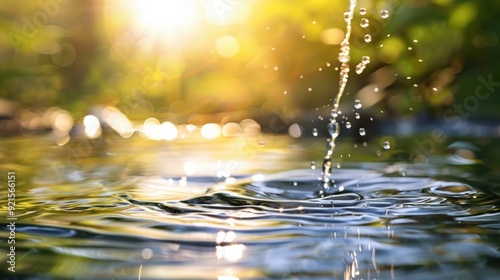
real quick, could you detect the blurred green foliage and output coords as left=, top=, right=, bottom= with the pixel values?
left=0, top=0, right=499, bottom=121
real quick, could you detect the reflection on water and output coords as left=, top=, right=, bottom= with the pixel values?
left=1, top=135, right=499, bottom=279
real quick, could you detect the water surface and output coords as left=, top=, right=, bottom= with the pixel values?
left=1, top=135, right=499, bottom=279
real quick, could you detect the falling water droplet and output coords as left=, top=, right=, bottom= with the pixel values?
left=274, top=66, right=279, bottom=70
left=355, top=63, right=366, bottom=74
left=346, top=121, right=352, bottom=129
left=355, top=112, right=360, bottom=119
left=328, top=122, right=340, bottom=137
left=344, top=11, right=353, bottom=21
left=308, top=87, right=313, bottom=92
left=374, top=86, right=379, bottom=92
left=359, top=8, right=367, bottom=15
left=354, top=99, right=363, bottom=109
left=310, top=161, right=316, bottom=169
left=312, top=128, right=318, bottom=136
left=361, top=56, right=370, bottom=64
left=331, top=108, right=338, bottom=118
left=360, top=18, right=369, bottom=28
left=380, top=10, right=390, bottom=19
left=359, top=128, right=366, bottom=136
left=364, top=34, right=372, bottom=43
left=383, top=141, right=391, bottom=150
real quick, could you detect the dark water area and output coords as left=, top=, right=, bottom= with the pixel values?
left=1, top=134, right=500, bottom=279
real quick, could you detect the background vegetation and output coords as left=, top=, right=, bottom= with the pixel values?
left=1, top=0, right=499, bottom=128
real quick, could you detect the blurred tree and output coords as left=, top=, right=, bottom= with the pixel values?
left=0, top=0, right=498, bottom=124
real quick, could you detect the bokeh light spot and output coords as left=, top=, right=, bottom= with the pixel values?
left=319, top=28, right=345, bottom=45
left=216, top=35, right=240, bottom=58
left=201, top=123, right=221, bottom=139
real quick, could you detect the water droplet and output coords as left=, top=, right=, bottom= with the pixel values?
left=310, top=161, right=316, bottom=170
left=418, top=59, right=423, bottom=62
left=359, top=128, right=366, bottom=136
left=354, top=99, right=363, bottom=109
left=361, top=56, right=370, bottom=64
left=274, top=66, right=279, bottom=71
left=383, top=141, right=391, bottom=150
left=374, top=86, right=379, bottom=92
left=359, top=8, right=367, bottom=15
left=344, top=11, right=353, bottom=21
left=376, top=150, right=381, bottom=156
left=326, top=62, right=331, bottom=67
left=312, top=128, right=318, bottom=136
left=331, top=108, right=338, bottom=118
left=293, top=182, right=298, bottom=186
left=308, top=87, right=313, bottom=92
left=380, top=10, right=390, bottom=19
left=328, top=122, right=340, bottom=137
left=355, top=63, right=366, bottom=74
left=364, top=34, right=372, bottom=43
left=355, top=112, right=360, bottom=119
left=346, top=121, right=352, bottom=129
left=413, top=39, right=418, bottom=43
left=319, top=68, right=322, bottom=71
left=284, top=90, right=288, bottom=95
left=336, top=163, right=341, bottom=168
left=432, top=87, right=438, bottom=91
left=312, top=21, right=317, bottom=25
left=408, top=46, right=413, bottom=50
left=360, top=18, right=369, bottom=28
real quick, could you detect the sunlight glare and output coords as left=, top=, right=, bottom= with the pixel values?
left=131, top=0, right=201, bottom=39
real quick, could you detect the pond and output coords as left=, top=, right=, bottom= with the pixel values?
left=1, top=133, right=499, bottom=279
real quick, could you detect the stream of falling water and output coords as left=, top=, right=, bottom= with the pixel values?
left=322, top=0, right=357, bottom=190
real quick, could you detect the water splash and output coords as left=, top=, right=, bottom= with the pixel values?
left=322, top=0, right=357, bottom=189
